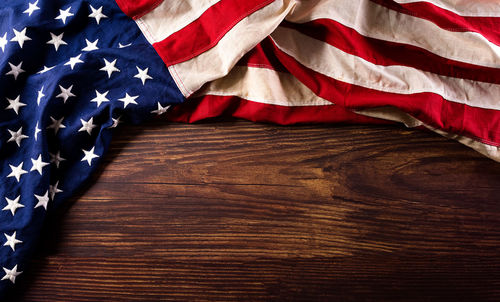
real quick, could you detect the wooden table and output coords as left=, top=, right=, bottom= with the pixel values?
left=9, top=118, right=500, bottom=301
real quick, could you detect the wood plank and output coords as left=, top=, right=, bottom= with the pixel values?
left=8, top=119, right=500, bottom=301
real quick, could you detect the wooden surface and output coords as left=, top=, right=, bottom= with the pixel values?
left=8, top=118, right=500, bottom=301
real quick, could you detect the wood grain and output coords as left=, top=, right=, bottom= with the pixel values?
left=8, top=118, right=500, bottom=301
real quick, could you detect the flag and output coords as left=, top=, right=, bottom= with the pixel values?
left=2, top=0, right=500, bottom=298
left=120, top=0, right=500, bottom=159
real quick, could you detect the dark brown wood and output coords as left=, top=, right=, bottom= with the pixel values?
left=9, top=118, right=500, bottom=301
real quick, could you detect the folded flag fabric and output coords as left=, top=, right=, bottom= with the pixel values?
left=2, top=0, right=500, bottom=297
left=128, top=0, right=500, bottom=159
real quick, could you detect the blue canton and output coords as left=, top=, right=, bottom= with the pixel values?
left=0, top=0, right=185, bottom=297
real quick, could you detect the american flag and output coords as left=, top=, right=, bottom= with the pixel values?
left=1, top=0, right=500, bottom=297
left=135, top=0, right=500, bottom=159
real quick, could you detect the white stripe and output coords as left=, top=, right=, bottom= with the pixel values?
left=356, top=106, right=500, bottom=161
left=135, top=0, right=222, bottom=44
left=429, top=124, right=500, bottom=162
left=270, top=26, right=500, bottom=111
left=170, top=0, right=296, bottom=96
left=354, top=107, right=424, bottom=128
left=285, top=0, right=500, bottom=68
left=395, top=0, right=500, bottom=17
left=193, top=66, right=332, bottom=107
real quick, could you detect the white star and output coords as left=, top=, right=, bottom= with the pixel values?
left=7, top=163, right=27, bottom=182
left=2, top=195, right=24, bottom=215
left=46, top=32, right=67, bottom=51
left=5, top=61, right=25, bottom=80
left=82, top=38, right=99, bottom=52
left=37, top=86, right=45, bottom=105
left=81, top=147, right=99, bottom=166
left=109, top=116, right=121, bottom=129
left=5, top=95, right=26, bottom=115
left=151, top=102, right=171, bottom=115
left=55, top=6, right=74, bottom=24
left=118, top=42, right=132, bottom=48
left=56, top=85, right=75, bottom=103
left=24, top=0, right=40, bottom=16
left=34, top=122, right=41, bottom=141
left=34, top=190, right=50, bottom=210
left=37, top=65, right=55, bottom=74
left=89, top=5, right=108, bottom=24
left=64, top=54, right=84, bottom=70
left=49, top=181, right=63, bottom=200
left=79, top=117, right=96, bottom=135
left=3, top=232, right=22, bottom=251
left=90, top=90, right=109, bottom=107
left=7, top=127, right=28, bottom=147
left=49, top=151, right=66, bottom=168
left=118, top=93, right=138, bottom=108
left=10, top=28, right=31, bottom=48
left=0, top=33, right=7, bottom=52
left=2, top=265, right=22, bottom=284
left=47, top=116, right=66, bottom=134
left=30, top=154, right=49, bottom=175
left=99, top=58, right=120, bottom=78
left=134, top=66, right=153, bottom=85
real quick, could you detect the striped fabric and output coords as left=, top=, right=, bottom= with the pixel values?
left=116, top=0, right=500, bottom=161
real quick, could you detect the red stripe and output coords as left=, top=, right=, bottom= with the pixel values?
left=267, top=38, right=500, bottom=145
left=166, top=95, right=386, bottom=125
left=114, top=0, right=162, bottom=19
left=237, top=41, right=289, bottom=73
left=371, top=0, right=500, bottom=46
left=280, top=20, right=500, bottom=84
left=154, top=0, right=273, bottom=66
